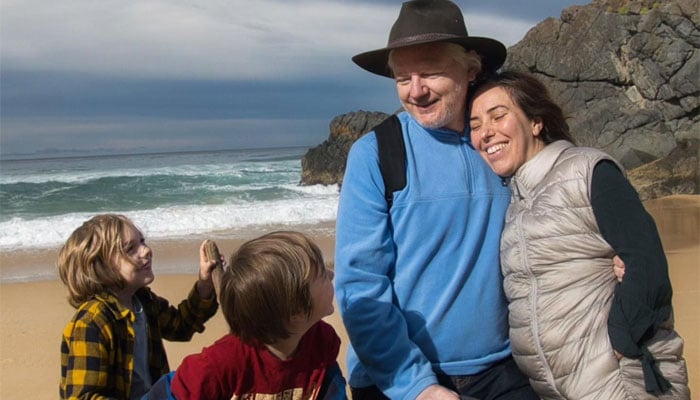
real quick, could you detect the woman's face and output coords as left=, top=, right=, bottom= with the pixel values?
left=469, top=86, right=545, bottom=177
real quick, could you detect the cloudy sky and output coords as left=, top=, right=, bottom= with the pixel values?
left=1, top=0, right=580, bottom=159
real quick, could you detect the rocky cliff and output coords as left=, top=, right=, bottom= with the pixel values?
left=300, top=111, right=390, bottom=186
left=301, top=0, right=699, bottom=200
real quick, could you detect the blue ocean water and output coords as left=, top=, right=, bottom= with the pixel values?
left=0, top=147, right=339, bottom=251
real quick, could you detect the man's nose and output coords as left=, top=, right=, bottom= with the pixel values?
left=409, top=76, right=428, bottom=98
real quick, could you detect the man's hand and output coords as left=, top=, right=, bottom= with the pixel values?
left=416, top=384, right=460, bottom=400
left=613, top=255, right=625, bottom=282
left=612, top=256, right=627, bottom=360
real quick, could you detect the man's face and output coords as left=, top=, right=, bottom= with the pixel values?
left=391, top=43, right=472, bottom=132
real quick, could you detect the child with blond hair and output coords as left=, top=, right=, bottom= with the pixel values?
left=58, top=214, right=219, bottom=399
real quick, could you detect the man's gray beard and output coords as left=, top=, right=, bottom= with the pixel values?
left=410, top=82, right=465, bottom=131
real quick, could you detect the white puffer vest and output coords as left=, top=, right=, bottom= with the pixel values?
left=500, top=140, right=689, bottom=399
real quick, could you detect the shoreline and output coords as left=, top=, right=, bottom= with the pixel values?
left=0, top=195, right=697, bottom=399
left=0, top=221, right=336, bottom=284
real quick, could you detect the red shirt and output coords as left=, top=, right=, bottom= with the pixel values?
left=171, top=321, right=341, bottom=400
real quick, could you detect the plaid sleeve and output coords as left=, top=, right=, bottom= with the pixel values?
left=60, top=306, right=123, bottom=399
left=147, top=284, right=218, bottom=342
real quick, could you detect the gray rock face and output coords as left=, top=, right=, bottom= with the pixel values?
left=301, top=0, right=699, bottom=200
left=505, top=0, right=699, bottom=175
left=300, top=111, right=389, bottom=186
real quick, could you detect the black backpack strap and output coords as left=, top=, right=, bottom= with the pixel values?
left=373, top=115, right=406, bottom=208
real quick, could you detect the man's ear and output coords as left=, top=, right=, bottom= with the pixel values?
left=466, top=67, right=479, bottom=83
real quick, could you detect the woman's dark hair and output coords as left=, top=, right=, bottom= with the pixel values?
left=469, top=70, right=574, bottom=144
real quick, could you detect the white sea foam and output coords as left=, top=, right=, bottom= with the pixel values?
left=0, top=187, right=339, bottom=251
left=0, top=147, right=337, bottom=255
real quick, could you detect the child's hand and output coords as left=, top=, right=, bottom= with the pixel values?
left=200, top=240, right=223, bottom=281
left=196, top=240, right=223, bottom=299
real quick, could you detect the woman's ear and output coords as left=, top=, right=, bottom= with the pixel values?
left=532, top=117, right=544, bottom=137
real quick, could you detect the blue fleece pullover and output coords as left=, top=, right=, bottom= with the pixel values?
left=335, top=112, right=511, bottom=400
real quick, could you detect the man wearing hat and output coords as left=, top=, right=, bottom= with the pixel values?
left=334, top=1, right=539, bottom=399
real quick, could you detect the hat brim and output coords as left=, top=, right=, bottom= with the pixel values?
left=352, top=36, right=506, bottom=78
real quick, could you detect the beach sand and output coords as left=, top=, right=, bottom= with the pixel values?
left=1, top=195, right=697, bottom=399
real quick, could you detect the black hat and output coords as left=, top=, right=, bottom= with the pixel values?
left=352, top=0, right=507, bottom=78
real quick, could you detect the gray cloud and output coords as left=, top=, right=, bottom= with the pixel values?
left=1, top=0, right=543, bottom=80
left=0, top=0, right=576, bottom=158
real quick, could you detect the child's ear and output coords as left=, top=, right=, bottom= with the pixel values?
left=289, top=313, right=305, bottom=324
left=287, top=313, right=307, bottom=332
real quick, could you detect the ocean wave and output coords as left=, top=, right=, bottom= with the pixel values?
left=0, top=159, right=301, bottom=185
left=0, top=147, right=337, bottom=252
left=0, top=195, right=339, bottom=251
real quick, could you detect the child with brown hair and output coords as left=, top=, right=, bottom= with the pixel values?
left=58, top=214, right=220, bottom=399
left=168, top=230, right=345, bottom=400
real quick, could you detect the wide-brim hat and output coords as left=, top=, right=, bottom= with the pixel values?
left=352, top=0, right=507, bottom=78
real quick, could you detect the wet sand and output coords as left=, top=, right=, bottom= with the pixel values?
left=0, top=195, right=697, bottom=399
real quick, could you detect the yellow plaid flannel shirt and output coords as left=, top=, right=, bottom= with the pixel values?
left=60, top=284, right=218, bottom=399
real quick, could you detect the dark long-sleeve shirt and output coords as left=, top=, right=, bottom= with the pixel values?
left=591, top=160, right=673, bottom=392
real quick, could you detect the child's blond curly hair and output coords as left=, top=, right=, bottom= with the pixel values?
left=57, top=214, right=137, bottom=308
